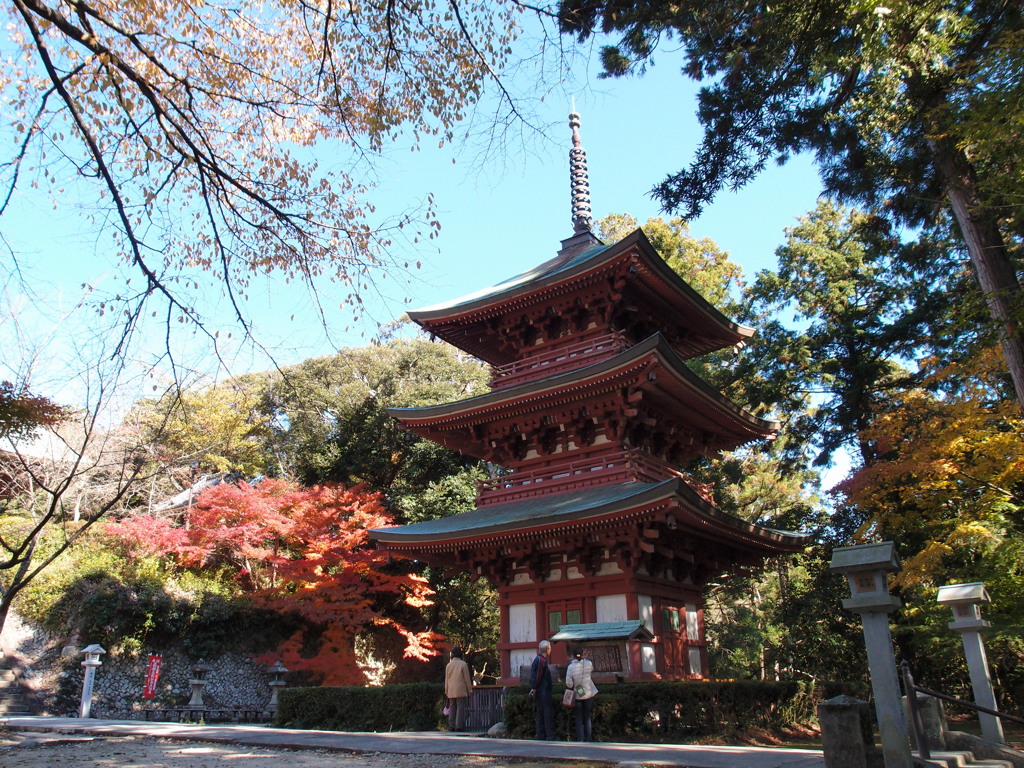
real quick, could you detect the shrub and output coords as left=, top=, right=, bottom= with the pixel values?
left=504, top=681, right=819, bottom=741
left=276, top=682, right=445, bottom=731
left=277, top=679, right=864, bottom=741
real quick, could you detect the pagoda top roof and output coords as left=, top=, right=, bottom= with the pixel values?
left=371, top=478, right=809, bottom=554
left=407, top=228, right=754, bottom=364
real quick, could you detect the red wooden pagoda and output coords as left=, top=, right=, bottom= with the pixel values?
left=372, top=113, right=809, bottom=683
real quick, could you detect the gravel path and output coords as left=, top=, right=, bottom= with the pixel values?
left=0, top=731, right=602, bottom=768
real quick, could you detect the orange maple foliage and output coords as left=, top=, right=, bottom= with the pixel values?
left=109, top=479, right=442, bottom=684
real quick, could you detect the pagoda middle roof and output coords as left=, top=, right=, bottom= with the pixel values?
left=407, top=228, right=754, bottom=365
left=387, top=333, right=779, bottom=455
left=370, top=478, right=809, bottom=554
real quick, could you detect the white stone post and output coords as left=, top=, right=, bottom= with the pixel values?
left=79, top=644, right=106, bottom=718
left=936, top=582, right=1004, bottom=745
left=831, top=542, right=913, bottom=768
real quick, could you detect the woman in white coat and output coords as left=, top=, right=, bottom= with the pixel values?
left=564, top=646, right=598, bottom=741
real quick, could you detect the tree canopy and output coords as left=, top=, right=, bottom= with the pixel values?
left=1, top=0, right=529, bottom=359
left=559, top=0, right=1024, bottom=411
left=107, top=478, right=440, bottom=685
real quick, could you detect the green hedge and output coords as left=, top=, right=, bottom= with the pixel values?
left=505, top=681, right=821, bottom=742
left=276, top=679, right=865, bottom=740
left=276, top=682, right=445, bottom=731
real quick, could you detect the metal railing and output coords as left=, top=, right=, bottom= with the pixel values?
left=900, top=661, right=1024, bottom=760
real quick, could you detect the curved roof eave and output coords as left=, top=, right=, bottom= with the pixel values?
left=407, top=228, right=754, bottom=341
left=370, top=478, right=810, bottom=552
left=387, top=332, right=780, bottom=436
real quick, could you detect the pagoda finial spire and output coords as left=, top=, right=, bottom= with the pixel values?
left=568, top=107, right=593, bottom=234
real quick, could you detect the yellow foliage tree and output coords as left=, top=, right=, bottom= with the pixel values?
left=838, top=348, right=1024, bottom=588
left=131, top=380, right=274, bottom=479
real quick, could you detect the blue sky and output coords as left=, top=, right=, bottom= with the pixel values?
left=370, top=62, right=823, bottom=341
left=1, top=42, right=825, bottom=395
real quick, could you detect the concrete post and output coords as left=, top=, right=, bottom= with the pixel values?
left=861, top=611, right=912, bottom=768
left=937, top=583, right=1004, bottom=745
left=79, top=644, right=106, bottom=718
left=903, top=693, right=947, bottom=752
left=819, top=695, right=884, bottom=768
left=830, top=542, right=913, bottom=768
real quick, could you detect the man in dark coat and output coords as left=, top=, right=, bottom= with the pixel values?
left=528, top=639, right=556, bottom=739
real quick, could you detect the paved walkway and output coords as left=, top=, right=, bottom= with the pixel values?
left=0, top=715, right=825, bottom=768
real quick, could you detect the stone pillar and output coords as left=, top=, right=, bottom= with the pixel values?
left=903, top=693, right=947, bottom=752
left=79, top=644, right=106, bottom=718
left=830, top=542, right=913, bottom=768
left=819, top=695, right=884, bottom=768
left=936, top=582, right=1004, bottom=745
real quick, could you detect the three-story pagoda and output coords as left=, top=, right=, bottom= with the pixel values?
left=372, top=113, right=809, bottom=683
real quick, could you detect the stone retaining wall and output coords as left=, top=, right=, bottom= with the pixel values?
left=2, top=613, right=277, bottom=719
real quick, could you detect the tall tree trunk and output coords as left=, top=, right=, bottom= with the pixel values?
left=927, top=128, right=1024, bottom=414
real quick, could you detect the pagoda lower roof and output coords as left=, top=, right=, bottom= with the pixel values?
left=387, top=333, right=779, bottom=455
left=408, top=228, right=754, bottom=365
left=370, top=478, right=809, bottom=555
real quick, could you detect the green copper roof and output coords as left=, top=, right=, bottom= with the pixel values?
left=373, top=481, right=670, bottom=543
left=409, top=241, right=614, bottom=317
left=551, top=621, right=654, bottom=642
left=370, top=478, right=808, bottom=549
left=387, top=333, right=780, bottom=439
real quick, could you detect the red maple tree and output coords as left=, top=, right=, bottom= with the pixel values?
left=108, top=479, right=441, bottom=684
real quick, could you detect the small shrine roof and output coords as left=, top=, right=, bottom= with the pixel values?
left=551, top=621, right=654, bottom=642
left=370, top=478, right=808, bottom=552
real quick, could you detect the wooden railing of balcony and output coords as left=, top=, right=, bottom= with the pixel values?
left=477, top=449, right=686, bottom=506
left=489, top=332, right=630, bottom=390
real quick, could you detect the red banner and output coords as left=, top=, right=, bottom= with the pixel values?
left=143, top=654, right=162, bottom=699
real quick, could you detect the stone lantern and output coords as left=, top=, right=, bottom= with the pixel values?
left=830, top=541, right=913, bottom=768
left=936, top=582, right=1003, bottom=744
left=266, top=661, right=288, bottom=718
left=187, top=663, right=211, bottom=709
left=79, top=644, right=106, bottom=718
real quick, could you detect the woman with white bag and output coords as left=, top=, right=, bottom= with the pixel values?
left=564, top=646, right=598, bottom=741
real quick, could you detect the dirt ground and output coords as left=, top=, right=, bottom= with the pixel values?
left=0, top=731, right=596, bottom=768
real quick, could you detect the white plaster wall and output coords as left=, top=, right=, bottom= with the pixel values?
left=595, top=594, right=627, bottom=623
left=596, top=560, right=623, bottom=576
left=641, top=643, right=657, bottom=673
left=685, top=602, right=699, bottom=639
left=638, top=595, right=654, bottom=633
left=508, top=603, right=537, bottom=643
left=510, top=649, right=536, bottom=680
left=688, top=647, right=702, bottom=675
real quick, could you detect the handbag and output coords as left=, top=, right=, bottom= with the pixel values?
left=562, top=687, right=576, bottom=707
left=443, top=699, right=452, bottom=716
